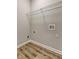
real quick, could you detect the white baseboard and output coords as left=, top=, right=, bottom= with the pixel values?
left=17, top=40, right=31, bottom=48
left=17, top=40, right=62, bottom=55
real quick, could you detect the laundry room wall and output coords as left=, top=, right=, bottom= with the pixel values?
left=31, top=0, right=62, bottom=51
left=31, top=0, right=61, bottom=11
left=17, top=0, right=31, bottom=45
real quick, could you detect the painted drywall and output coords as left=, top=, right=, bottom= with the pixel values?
left=31, top=0, right=61, bottom=11
left=31, top=0, right=62, bottom=51
left=17, top=0, right=31, bottom=45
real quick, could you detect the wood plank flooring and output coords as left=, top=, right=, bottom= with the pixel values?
left=17, top=43, right=62, bottom=59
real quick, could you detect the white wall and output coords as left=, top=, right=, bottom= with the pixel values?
left=31, top=0, right=62, bottom=51
left=17, top=0, right=31, bottom=45
left=31, top=0, right=61, bottom=11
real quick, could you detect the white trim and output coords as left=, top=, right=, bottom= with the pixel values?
left=30, top=40, right=62, bottom=55
left=17, top=40, right=31, bottom=48
left=17, top=40, right=62, bottom=55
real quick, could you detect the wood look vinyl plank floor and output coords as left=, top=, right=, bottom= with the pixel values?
left=17, top=43, right=62, bottom=59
